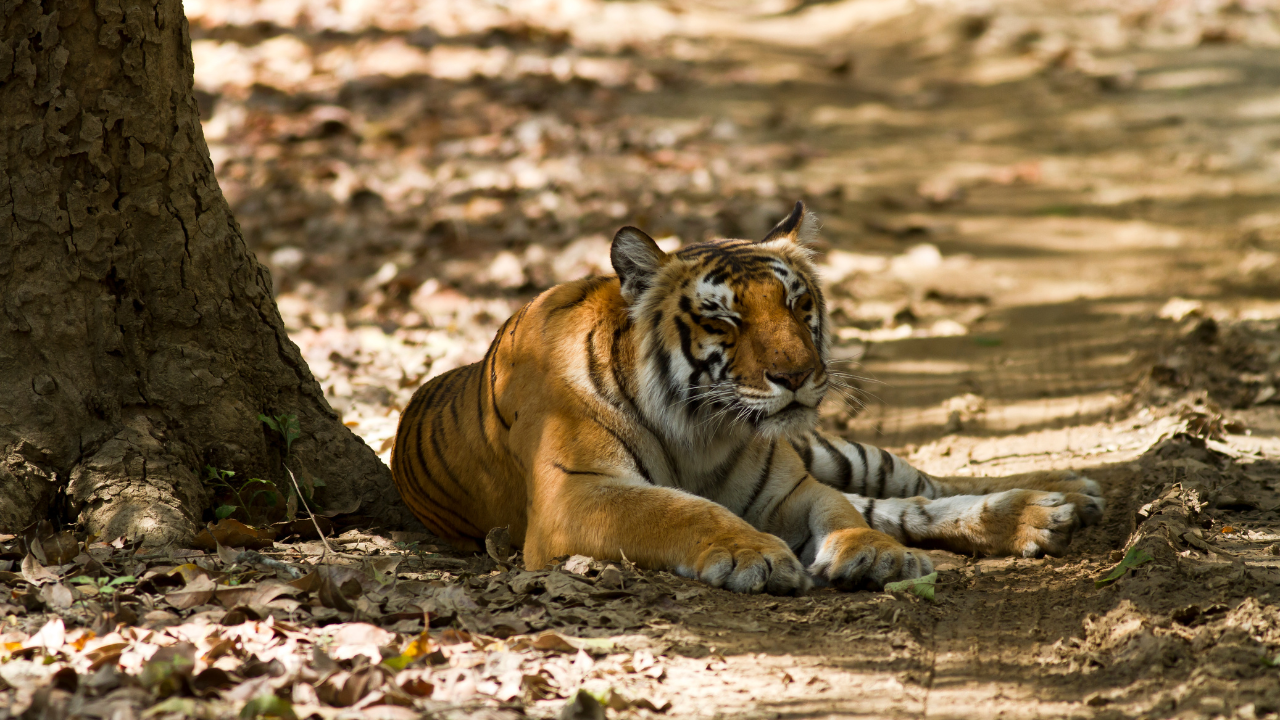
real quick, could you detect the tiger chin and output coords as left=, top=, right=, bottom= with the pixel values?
left=391, top=201, right=1105, bottom=595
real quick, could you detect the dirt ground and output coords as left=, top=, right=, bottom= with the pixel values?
left=5, top=0, right=1280, bottom=718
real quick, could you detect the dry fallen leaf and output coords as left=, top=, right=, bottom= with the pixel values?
left=30, top=527, right=82, bottom=566
left=165, top=574, right=217, bottom=610
left=39, top=582, right=74, bottom=610
left=21, top=553, right=61, bottom=586
left=192, top=519, right=277, bottom=551
left=327, top=622, right=396, bottom=663
left=22, top=617, right=66, bottom=655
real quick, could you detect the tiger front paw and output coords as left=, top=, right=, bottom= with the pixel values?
left=809, top=528, right=934, bottom=591
left=687, top=530, right=812, bottom=596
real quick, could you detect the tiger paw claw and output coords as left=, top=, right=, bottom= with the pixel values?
left=691, top=532, right=811, bottom=596
left=809, top=528, right=933, bottom=590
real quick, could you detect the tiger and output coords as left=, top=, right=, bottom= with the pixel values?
left=391, top=202, right=1105, bottom=594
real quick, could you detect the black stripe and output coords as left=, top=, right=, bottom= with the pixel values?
left=554, top=463, right=609, bottom=477
left=742, top=440, right=777, bottom=513
left=918, top=473, right=936, bottom=499
left=605, top=321, right=677, bottom=476
left=507, top=302, right=531, bottom=344
left=815, top=293, right=826, bottom=348
left=477, top=342, right=493, bottom=444
left=653, top=346, right=678, bottom=401
left=428, top=424, right=475, bottom=504
left=875, top=448, right=893, bottom=498
left=799, top=435, right=816, bottom=472
left=673, top=315, right=698, bottom=370
left=765, top=475, right=807, bottom=527
left=593, top=417, right=654, bottom=484
left=448, top=377, right=462, bottom=428
left=814, top=434, right=853, bottom=491
left=907, top=471, right=920, bottom=498
left=489, top=366, right=510, bottom=430
left=413, top=428, right=462, bottom=508
left=585, top=329, right=612, bottom=402
left=394, top=373, right=479, bottom=538
left=610, top=325, right=638, bottom=408
left=547, top=276, right=605, bottom=317
left=408, top=424, right=477, bottom=535
left=392, top=389, right=428, bottom=476
left=404, top=490, right=462, bottom=540
left=400, top=462, right=463, bottom=539
left=422, top=366, right=465, bottom=409
left=691, top=441, right=746, bottom=497
left=864, top=498, right=877, bottom=529
left=482, top=326, right=512, bottom=431
left=900, top=507, right=916, bottom=543
left=850, top=442, right=868, bottom=492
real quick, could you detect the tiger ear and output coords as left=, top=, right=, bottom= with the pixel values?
left=759, top=201, right=819, bottom=245
left=611, top=226, right=668, bottom=304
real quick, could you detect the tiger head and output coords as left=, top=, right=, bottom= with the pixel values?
left=612, top=201, right=830, bottom=443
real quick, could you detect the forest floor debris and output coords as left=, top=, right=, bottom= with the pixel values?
left=8, top=0, right=1280, bottom=717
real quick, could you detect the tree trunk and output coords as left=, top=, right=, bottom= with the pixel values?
left=0, top=0, right=415, bottom=544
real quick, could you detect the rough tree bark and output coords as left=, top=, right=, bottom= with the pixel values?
left=0, top=0, right=416, bottom=544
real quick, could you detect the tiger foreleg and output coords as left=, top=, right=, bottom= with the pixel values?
left=797, top=432, right=1104, bottom=502
left=752, top=449, right=934, bottom=590
left=844, top=488, right=1104, bottom=557
left=931, top=469, right=1104, bottom=498
left=523, top=470, right=811, bottom=595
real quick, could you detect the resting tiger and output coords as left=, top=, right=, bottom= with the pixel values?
left=391, top=202, right=1105, bottom=594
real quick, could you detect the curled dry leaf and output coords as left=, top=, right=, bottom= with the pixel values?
left=166, top=574, right=218, bottom=610
left=529, top=631, right=577, bottom=653
left=562, top=555, right=601, bottom=576
left=362, top=556, right=402, bottom=587
left=21, top=553, right=61, bottom=586
left=316, top=568, right=357, bottom=612
left=192, top=519, right=277, bottom=552
left=485, top=526, right=513, bottom=564
left=40, top=582, right=74, bottom=610
left=596, top=565, right=624, bottom=590
left=34, top=530, right=81, bottom=566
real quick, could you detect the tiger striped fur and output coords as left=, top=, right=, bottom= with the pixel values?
left=391, top=202, right=1105, bottom=594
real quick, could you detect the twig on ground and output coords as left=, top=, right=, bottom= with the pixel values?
left=283, top=463, right=336, bottom=561
left=232, top=549, right=306, bottom=579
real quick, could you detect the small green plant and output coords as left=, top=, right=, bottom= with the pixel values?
left=258, top=413, right=301, bottom=454
left=240, top=693, right=297, bottom=720
left=1096, top=546, right=1153, bottom=588
left=259, top=413, right=325, bottom=517
left=206, top=465, right=281, bottom=524
left=69, top=574, right=137, bottom=596
left=884, top=571, right=938, bottom=602
left=257, top=411, right=336, bottom=556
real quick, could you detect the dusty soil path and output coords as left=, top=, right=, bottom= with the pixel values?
left=25, top=1, right=1268, bottom=718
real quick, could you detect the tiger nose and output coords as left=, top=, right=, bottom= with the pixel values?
left=766, top=368, right=813, bottom=391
